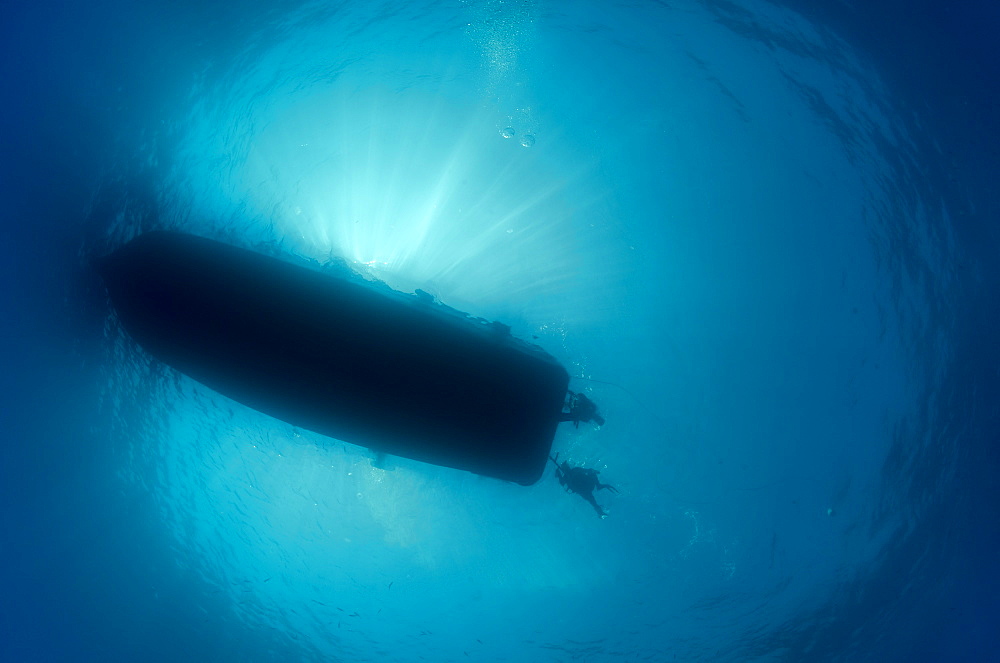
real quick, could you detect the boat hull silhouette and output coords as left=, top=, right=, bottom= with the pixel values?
left=97, top=231, right=569, bottom=485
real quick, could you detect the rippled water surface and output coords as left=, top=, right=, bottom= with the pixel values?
left=2, top=1, right=998, bottom=661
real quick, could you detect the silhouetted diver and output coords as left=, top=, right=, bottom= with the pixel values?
left=550, top=453, right=618, bottom=518
left=559, top=391, right=605, bottom=428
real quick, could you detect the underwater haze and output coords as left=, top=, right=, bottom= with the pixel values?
left=2, top=1, right=998, bottom=661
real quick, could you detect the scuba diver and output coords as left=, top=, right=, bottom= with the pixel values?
left=559, top=390, right=605, bottom=428
left=550, top=452, right=619, bottom=518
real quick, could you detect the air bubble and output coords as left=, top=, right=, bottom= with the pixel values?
left=501, top=127, right=515, bottom=138
left=520, top=134, right=535, bottom=147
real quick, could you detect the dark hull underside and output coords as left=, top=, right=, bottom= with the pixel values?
left=97, top=231, right=569, bottom=485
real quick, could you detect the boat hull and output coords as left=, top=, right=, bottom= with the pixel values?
left=97, top=231, right=569, bottom=485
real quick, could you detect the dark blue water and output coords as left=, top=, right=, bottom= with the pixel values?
left=2, top=1, right=998, bottom=661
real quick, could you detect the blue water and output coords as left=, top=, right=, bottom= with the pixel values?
left=2, top=1, right=998, bottom=661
